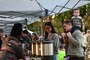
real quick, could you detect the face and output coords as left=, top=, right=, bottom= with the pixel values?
left=73, top=10, right=80, bottom=16
left=22, top=32, right=26, bottom=37
left=45, top=25, right=52, bottom=33
left=63, top=23, right=72, bottom=32
left=31, top=34, right=35, bottom=40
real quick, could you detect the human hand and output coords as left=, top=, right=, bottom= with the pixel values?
left=61, top=33, right=66, bottom=37
left=66, top=32, right=72, bottom=37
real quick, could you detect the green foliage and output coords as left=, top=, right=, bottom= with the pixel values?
left=27, top=21, right=41, bottom=35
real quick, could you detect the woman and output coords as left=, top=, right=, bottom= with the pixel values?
left=44, top=22, right=60, bottom=60
left=31, top=33, right=39, bottom=42
left=0, top=23, right=25, bottom=60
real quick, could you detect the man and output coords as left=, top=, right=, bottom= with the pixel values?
left=22, top=30, right=31, bottom=51
left=63, top=20, right=84, bottom=60
left=22, top=30, right=31, bottom=44
left=85, top=30, right=90, bottom=60
left=0, top=29, right=4, bottom=49
left=85, top=30, right=90, bottom=48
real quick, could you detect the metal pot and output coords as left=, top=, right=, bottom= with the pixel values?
left=36, top=41, right=41, bottom=57
left=31, top=41, right=36, bottom=56
left=41, top=41, right=53, bottom=56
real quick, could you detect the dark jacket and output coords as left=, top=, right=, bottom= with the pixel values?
left=0, top=36, right=25, bottom=60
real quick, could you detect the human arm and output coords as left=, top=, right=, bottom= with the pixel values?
left=66, top=30, right=84, bottom=47
left=52, top=33, right=60, bottom=53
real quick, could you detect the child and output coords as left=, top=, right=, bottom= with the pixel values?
left=71, top=8, right=84, bottom=31
left=58, top=45, right=65, bottom=60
